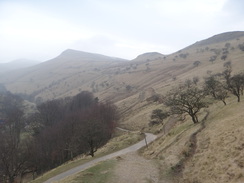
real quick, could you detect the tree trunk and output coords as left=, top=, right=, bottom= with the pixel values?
left=222, top=100, right=227, bottom=105
left=32, top=170, right=36, bottom=180
left=9, top=176, right=15, bottom=183
left=70, top=151, right=73, bottom=160
left=20, top=173, right=23, bottom=183
left=89, top=148, right=94, bottom=157
left=191, top=114, right=198, bottom=124
left=89, top=140, right=95, bottom=157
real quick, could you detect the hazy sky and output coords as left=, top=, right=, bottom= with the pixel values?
left=0, top=0, right=243, bottom=62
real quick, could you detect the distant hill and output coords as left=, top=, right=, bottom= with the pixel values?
left=0, top=83, right=7, bottom=93
left=0, top=49, right=129, bottom=103
left=0, top=59, right=40, bottom=73
left=0, top=31, right=244, bottom=121
left=59, top=49, right=128, bottom=62
left=1, top=31, right=244, bottom=182
left=190, top=31, right=244, bottom=47
left=133, top=52, right=164, bottom=62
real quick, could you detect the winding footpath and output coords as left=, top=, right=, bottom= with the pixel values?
left=44, top=132, right=157, bottom=183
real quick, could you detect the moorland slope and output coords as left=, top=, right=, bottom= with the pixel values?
left=1, top=31, right=244, bottom=130
left=1, top=31, right=244, bottom=182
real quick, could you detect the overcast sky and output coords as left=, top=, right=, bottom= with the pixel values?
left=0, top=0, right=243, bottom=63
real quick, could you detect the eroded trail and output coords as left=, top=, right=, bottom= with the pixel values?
left=44, top=132, right=157, bottom=183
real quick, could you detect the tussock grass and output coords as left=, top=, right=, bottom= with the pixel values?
left=141, top=96, right=244, bottom=183
left=182, top=97, right=244, bottom=183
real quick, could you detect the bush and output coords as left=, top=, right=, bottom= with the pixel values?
left=193, top=61, right=201, bottom=67
left=238, top=43, right=244, bottom=51
left=149, top=109, right=168, bottom=126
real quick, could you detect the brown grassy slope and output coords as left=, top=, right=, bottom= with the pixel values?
left=181, top=98, right=244, bottom=183
left=1, top=31, right=243, bottom=182
left=141, top=96, right=244, bottom=183
left=114, top=32, right=244, bottom=130
left=0, top=50, right=128, bottom=101
left=0, top=31, right=244, bottom=131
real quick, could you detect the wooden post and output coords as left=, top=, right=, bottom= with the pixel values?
left=144, top=133, right=148, bottom=149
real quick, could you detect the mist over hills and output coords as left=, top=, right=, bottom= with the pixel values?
left=1, top=31, right=244, bottom=182
left=59, top=49, right=128, bottom=62
left=0, top=59, right=40, bottom=73
left=0, top=31, right=244, bottom=105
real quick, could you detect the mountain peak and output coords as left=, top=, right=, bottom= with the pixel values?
left=60, top=49, right=90, bottom=56
left=59, top=49, right=128, bottom=62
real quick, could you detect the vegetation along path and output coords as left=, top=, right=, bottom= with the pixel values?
left=44, top=132, right=157, bottom=183
left=172, top=110, right=210, bottom=176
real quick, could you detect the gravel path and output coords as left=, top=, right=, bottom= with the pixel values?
left=44, top=133, right=157, bottom=183
left=111, top=152, right=159, bottom=183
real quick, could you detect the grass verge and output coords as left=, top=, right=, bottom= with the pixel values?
left=60, top=159, right=116, bottom=183
left=28, top=130, right=143, bottom=183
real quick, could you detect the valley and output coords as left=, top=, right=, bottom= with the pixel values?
left=0, top=31, right=244, bottom=183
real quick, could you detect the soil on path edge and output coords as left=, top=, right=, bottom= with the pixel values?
left=110, top=152, right=160, bottom=183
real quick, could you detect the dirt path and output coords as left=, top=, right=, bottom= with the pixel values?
left=44, top=133, right=157, bottom=183
left=172, top=110, right=209, bottom=175
left=110, top=152, right=160, bottom=183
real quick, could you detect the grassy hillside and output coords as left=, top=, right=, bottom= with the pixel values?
left=141, top=96, right=244, bottom=183
left=0, top=59, right=40, bottom=73
left=2, top=31, right=243, bottom=182
left=0, top=32, right=244, bottom=131
left=0, top=50, right=128, bottom=103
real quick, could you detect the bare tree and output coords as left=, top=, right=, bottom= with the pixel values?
left=68, top=91, right=96, bottom=111
left=36, top=99, right=65, bottom=126
left=0, top=93, right=31, bottom=183
left=223, top=61, right=232, bottom=86
left=58, top=113, right=87, bottom=161
left=222, top=61, right=244, bottom=102
left=164, top=80, right=209, bottom=124
left=228, top=73, right=244, bottom=102
left=77, top=103, right=118, bottom=157
left=204, top=75, right=229, bottom=105
left=27, top=90, right=118, bottom=178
